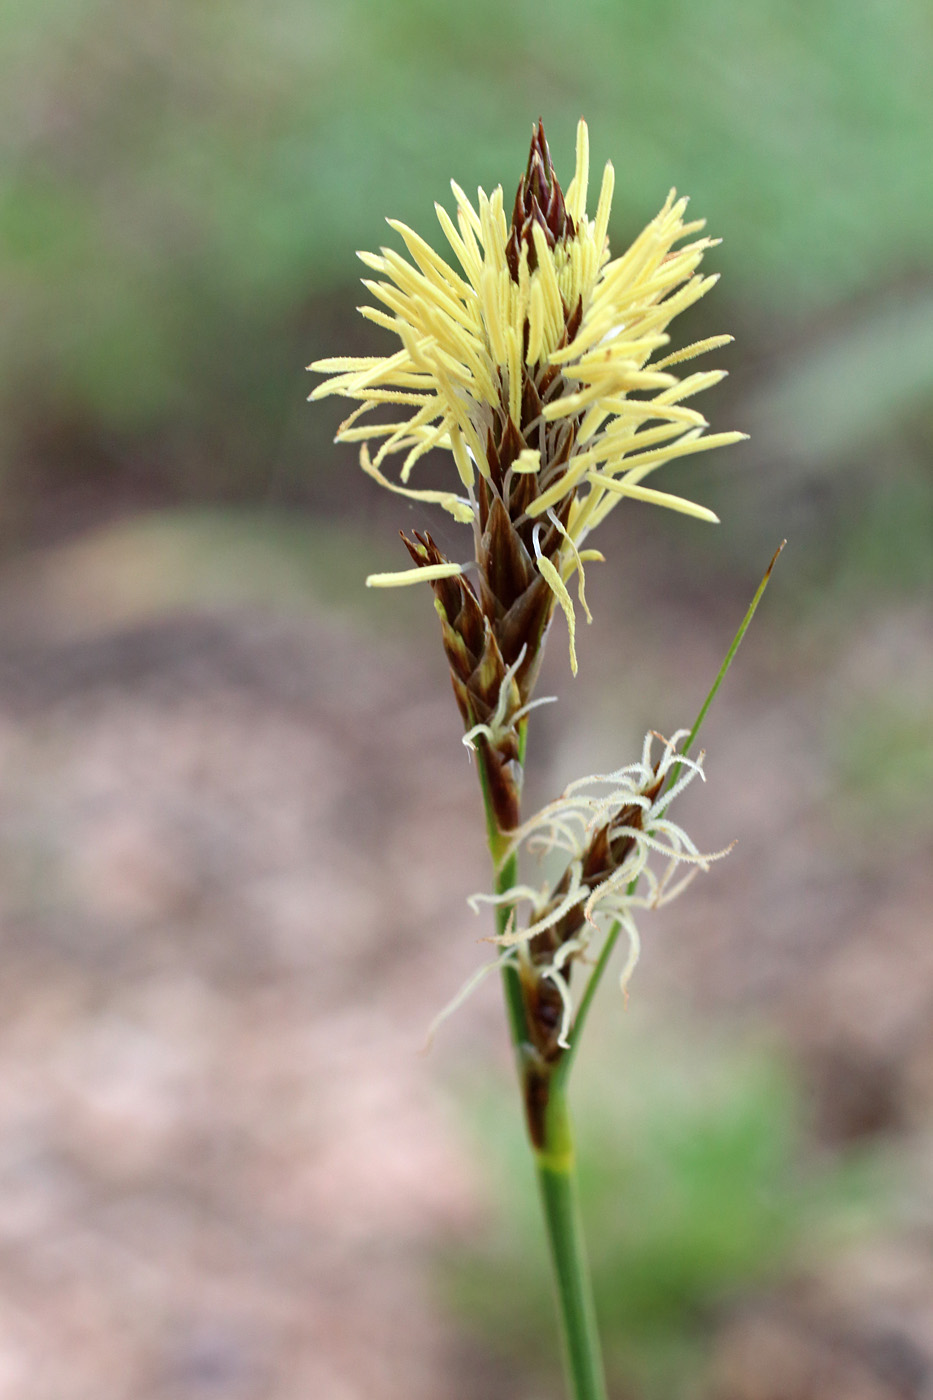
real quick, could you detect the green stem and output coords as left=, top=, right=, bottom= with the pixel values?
left=534, top=1084, right=609, bottom=1400
left=494, top=845, right=531, bottom=1048
left=480, top=721, right=608, bottom=1400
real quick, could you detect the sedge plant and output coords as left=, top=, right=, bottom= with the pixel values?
left=310, top=120, right=778, bottom=1400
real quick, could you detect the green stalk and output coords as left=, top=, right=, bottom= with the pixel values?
left=533, top=1083, right=609, bottom=1400
left=494, top=844, right=531, bottom=1048
left=480, top=720, right=609, bottom=1400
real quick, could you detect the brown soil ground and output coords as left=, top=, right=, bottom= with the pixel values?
left=0, top=516, right=930, bottom=1399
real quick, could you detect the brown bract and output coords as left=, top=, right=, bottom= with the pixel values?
left=505, top=118, right=576, bottom=280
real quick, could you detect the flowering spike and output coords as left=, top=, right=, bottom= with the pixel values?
left=310, top=122, right=745, bottom=830
left=490, top=731, right=729, bottom=1062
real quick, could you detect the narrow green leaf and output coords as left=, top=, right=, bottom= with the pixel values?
left=557, top=541, right=786, bottom=1086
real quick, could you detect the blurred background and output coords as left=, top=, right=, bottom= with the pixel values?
left=0, top=1, right=931, bottom=1396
